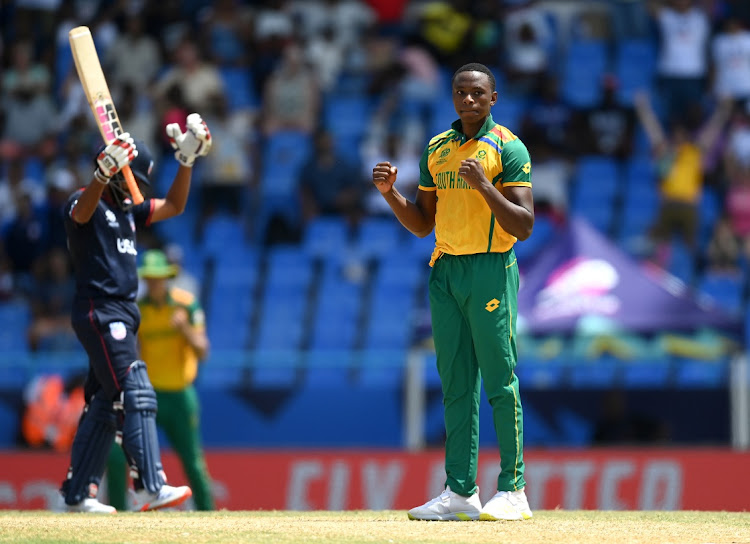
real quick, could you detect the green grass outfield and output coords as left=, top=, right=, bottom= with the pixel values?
left=1, top=510, right=750, bottom=544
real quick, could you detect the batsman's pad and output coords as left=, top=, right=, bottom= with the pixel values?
left=60, top=395, right=117, bottom=505
left=119, top=361, right=165, bottom=493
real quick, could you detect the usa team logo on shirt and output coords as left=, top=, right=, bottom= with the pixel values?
left=109, top=321, right=127, bottom=341
left=105, top=210, right=119, bottom=227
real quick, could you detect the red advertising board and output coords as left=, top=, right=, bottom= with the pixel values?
left=1, top=449, right=748, bottom=511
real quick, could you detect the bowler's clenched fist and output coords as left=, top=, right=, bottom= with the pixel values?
left=372, top=161, right=398, bottom=194
left=458, top=158, right=488, bottom=189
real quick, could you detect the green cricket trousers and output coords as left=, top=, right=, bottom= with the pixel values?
left=429, top=249, right=525, bottom=496
left=106, top=385, right=214, bottom=510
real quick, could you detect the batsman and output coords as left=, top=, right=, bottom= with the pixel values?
left=61, top=114, right=212, bottom=513
left=106, top=249, right=214, bottom=511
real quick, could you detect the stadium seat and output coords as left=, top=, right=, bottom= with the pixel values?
left=373, top=254, right=425, bottom=291
left=621, top=360, right=671, bottom=388
left=323, top=96, right=373, bottom=144
left=302, top=216, right=350, bottom=258
left=568, top=359, right=619, bottom=389
left=201, top=213, right=248, bottom=257
left=265, top=245, right=313, bottom=289
left=353, top=216, right=405, bottom=259
left=0, top=300, right=31, bottom=352
left=697, top=272, right=744, bottom=316
left=614, top=39, right=657, bottom=106
left=674, top=358, right=727, bottom=388
left=561, top=40, right=607, bottom=108
left=666, top=240, right=695, bottom=285
left=219, top=67, right=257, bottom=111
left=571, top=156, right=620, bottom=203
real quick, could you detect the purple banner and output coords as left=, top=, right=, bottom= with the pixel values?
left=517, top=218, right=741, bottom=334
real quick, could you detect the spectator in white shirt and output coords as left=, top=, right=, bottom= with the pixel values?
left=711, top=17, right=750, bottom=102
left=650, top=0, right=710, bottom=122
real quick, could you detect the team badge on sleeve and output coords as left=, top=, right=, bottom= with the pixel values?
left=109, top=321, right=127, bottom=340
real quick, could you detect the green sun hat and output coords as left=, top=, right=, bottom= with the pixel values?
left=138, top=249, right=178, bottom=279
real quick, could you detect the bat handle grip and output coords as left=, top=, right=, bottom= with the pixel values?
left=122, top=165, right=144, bottom=205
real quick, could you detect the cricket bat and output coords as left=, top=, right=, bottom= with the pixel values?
left=69, top=26, right=144, bottom=204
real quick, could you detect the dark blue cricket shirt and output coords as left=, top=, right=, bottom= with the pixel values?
left=64, top=190, right=154, bottom=301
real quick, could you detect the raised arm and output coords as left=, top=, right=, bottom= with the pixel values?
left=151, top=113, right=212, bottom=223
left=634, top=91, right=668, bottom=156
left=696, top=98, right=733, bottom=153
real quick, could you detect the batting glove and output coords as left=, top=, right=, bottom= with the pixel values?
left=95, top=133, right=138, bottom=184
left=166, top=113, right=212, bottom=167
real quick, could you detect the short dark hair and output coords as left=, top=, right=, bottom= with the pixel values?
left=452, top=63, right=496, bottom=92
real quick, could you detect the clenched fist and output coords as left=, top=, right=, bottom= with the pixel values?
left=372, top=161, right=398, bottom=195
left=95, top=132, right=138, bottom=184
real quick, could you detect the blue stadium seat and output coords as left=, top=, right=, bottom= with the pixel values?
left=514, top=359, right=566, bottom=389
left=302, top=216, right=350, bottom=258
left=572, top=156, right=620, bottom=203
left=0, top=300, right=31, bottom=351
left=362, top=301, right=412, bottom=350
left=666, top=240, right=695, bottom=285
left=568, top=359, right=619, bottom=389
left=493, top=97, right=525, bottom=132
left=207, top=283, right=253, bottom=350
left=254, top=310, right=305, bottom=350
left=201, top=213, right=248, bottom=257
left=514, top=214, right=556, bottom=262
left=265, top=245, right=313, bottom=289
left=618, top=183, right=659, bottom=241
left=312, top=284, right=362, bottom=349
left=697, top=272, right=744, bottom=316
left=354, top=217, right=404, bottom=258
left=219, top=67, right=257, bottom=110
left=615, top=39, right=657, bottom=106
left=323, top=96, right=373, bottom=148
left=674, top=358, right=727, bottom=388
left=561, top=40, right=607, bottom=108
left=621, top=360, right=671, bottom=388
left=570, top=206, right=614, bottom=234
left=374, top=254, right=425, bottom=291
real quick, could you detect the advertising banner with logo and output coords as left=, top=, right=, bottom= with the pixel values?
left=517, top=218, right=740, bottom=334
left=1, top=448, right=749, bottom=511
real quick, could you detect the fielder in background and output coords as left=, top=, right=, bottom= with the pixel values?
left=106, top=249, right=214, bottom=511
left=61, top=114, right=212, bottom=513
left=372, top=63, right=534, bottom=522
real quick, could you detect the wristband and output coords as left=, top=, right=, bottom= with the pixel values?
left=93, top=168, right=111, bottom=185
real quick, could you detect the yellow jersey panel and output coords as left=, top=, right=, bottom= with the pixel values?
left=138, top=289, right=204, bottom=391
left=419, top=115, right=532, bottom=264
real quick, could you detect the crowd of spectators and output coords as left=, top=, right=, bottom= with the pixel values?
left=0, top=0, right=749, bottom=352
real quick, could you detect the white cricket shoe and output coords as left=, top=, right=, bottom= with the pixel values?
left=132, top=484, right=192, bottom=512
left=67, top=498, right=117, bottom=514
left=407, top=486, right=482, bottom=521
left=479, top=488, right=533, bottom=521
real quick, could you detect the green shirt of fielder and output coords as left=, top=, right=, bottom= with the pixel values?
left=372, top=63, right=534, bottom=522
left=106, top=250, right=214, bottom=511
